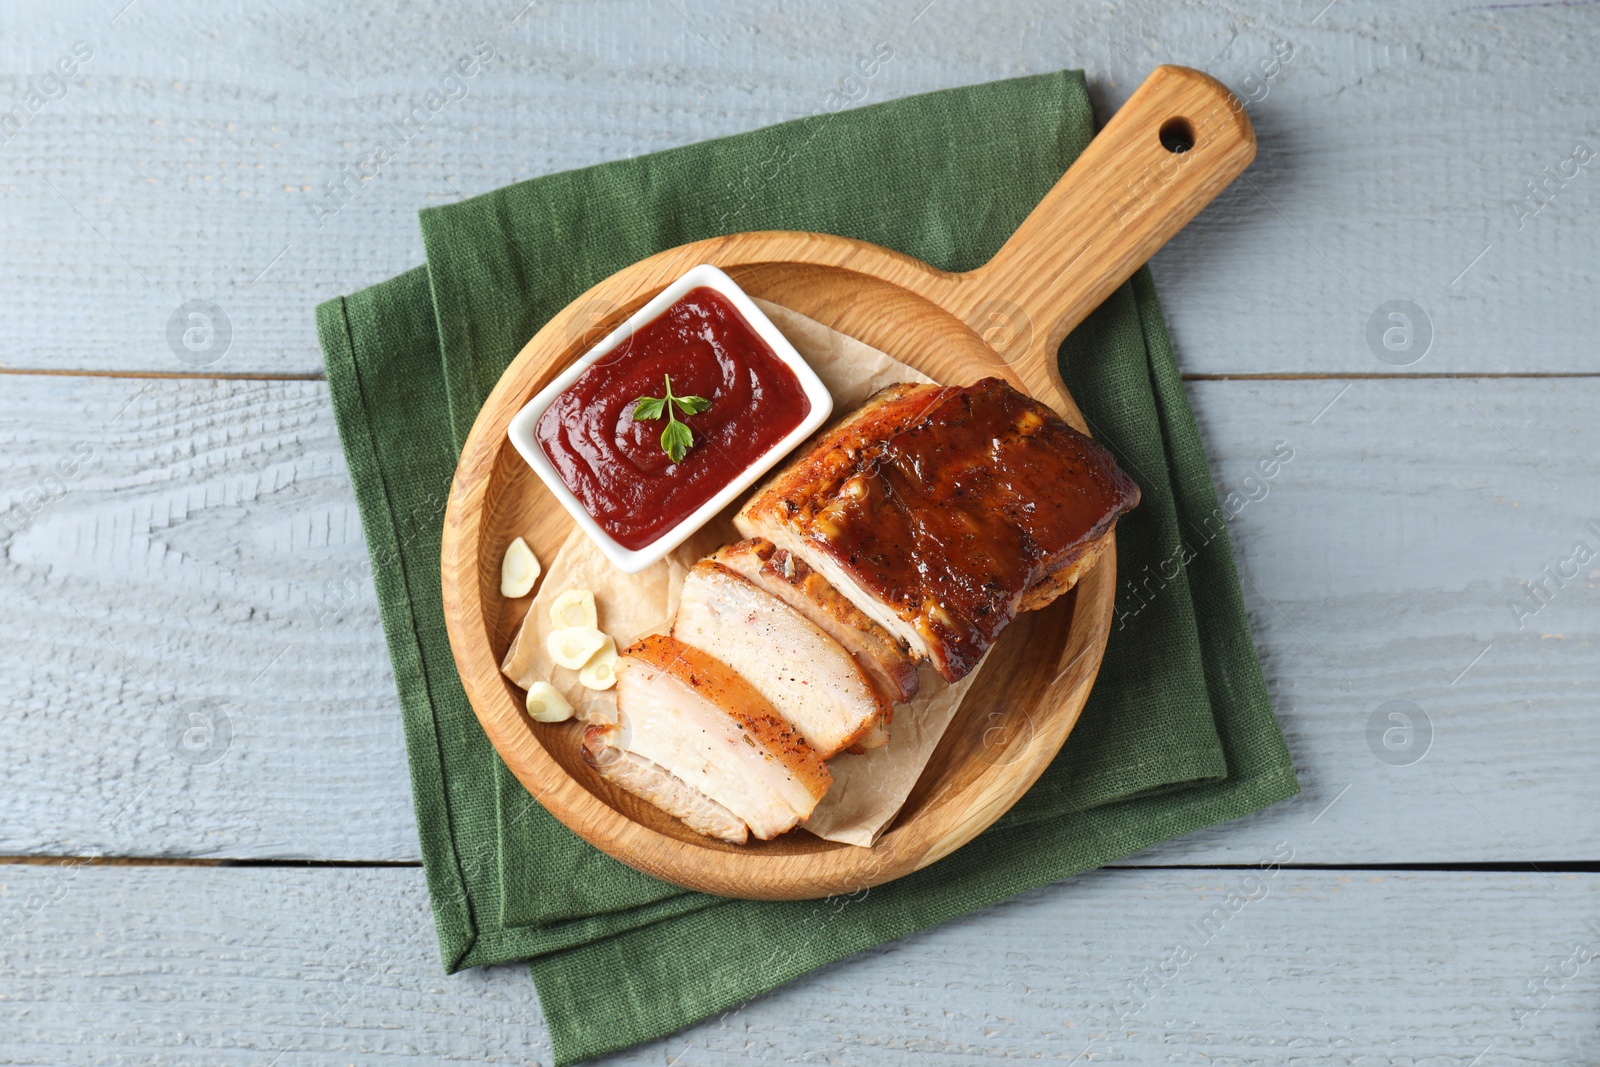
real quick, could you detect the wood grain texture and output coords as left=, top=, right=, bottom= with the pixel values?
left=1, top=864, right=1595, bottom=1064
left=1, top=0, right=1596, bottom=376
left=948, top=64, right=1256, bottom=393
left=0, top=375, right=417, bottom=861
left=1, top=373, right=1595, bottom=866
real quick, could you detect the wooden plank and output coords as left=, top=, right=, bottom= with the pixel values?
left=0, top=376, right=416, bottom=861
left=1, top=0, right=1595, bottom=375
left=1, top=865, right=1595, bottom=1063
left=1, top=374, right=1595, bottom=864
left=1139, top=373, right=1600, bottom=866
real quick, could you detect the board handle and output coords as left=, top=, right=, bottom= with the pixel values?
left=949, top=65, right=1255, bottom=403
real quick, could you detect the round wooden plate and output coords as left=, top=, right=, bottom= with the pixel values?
left=441, top=66, right=1255, bottom=900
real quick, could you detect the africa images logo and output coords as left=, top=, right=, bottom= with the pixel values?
left=0, top=41, right=94, bottom=145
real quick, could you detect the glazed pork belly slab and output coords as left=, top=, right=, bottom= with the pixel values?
left=591, top=634, right=832, bottom=842
left=736, top=377, right=1140, bottom=682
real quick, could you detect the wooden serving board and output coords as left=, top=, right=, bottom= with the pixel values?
left=440, top=66, right=1255, bottom=900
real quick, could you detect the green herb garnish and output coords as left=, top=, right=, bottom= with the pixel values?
left=630, top=374, right=711, bottom=463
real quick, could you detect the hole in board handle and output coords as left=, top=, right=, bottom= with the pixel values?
left=1159, top=117, right=1195, bottom=154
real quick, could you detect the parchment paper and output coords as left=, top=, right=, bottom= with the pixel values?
left=500, top=300, right=984, bottom=847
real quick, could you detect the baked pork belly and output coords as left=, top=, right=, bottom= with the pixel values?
left=582, top=734, right=750, bottom=844
left=595, top=634, right=831, bottom=841
left=672, top=560, right=888, bottom=757
left=736, top=377, right=1140, bottom=682
left=712, top=538, right=919, bottom=706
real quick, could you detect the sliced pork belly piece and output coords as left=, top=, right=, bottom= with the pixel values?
left=737, top=377, right=1140, bottom=682
left=606, top=634, right=830, bottom=841
left=673, top=561, right=888, bottom=757
left=712, top=538, right=919, bottom=705
left=582, top=731, right=749, bottom=844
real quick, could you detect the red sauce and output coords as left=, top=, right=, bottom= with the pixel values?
left=535, top=286, right=811, bottom=551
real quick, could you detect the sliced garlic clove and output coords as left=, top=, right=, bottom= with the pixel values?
left=577, top=636, right=618, bottom=691
left=548, top=587, right=598, bottom=630
left=500, top=537, right=541, bottom=598
left=524, top=680, right=573, bottom=723
left=547, top=625, right=607, bottom=670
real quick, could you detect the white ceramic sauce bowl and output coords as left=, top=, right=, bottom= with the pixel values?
left=507, top=264, right=834, bottom=574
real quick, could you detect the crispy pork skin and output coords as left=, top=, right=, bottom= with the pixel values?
left=582, top=730, right=749, bottom=844
left=736, top=377, right=1140, bottom=682
left=672, top=561, right=887, bottom=757
left=607, top=634, right=831, bottom=840
left=712, top=539, right=919, bottom=706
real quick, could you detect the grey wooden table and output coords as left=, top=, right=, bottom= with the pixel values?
left=3, top=1, right=1596, bottom=1063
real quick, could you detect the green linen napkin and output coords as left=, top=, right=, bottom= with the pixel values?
left=316, top=69, right=1297, bottom=1065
